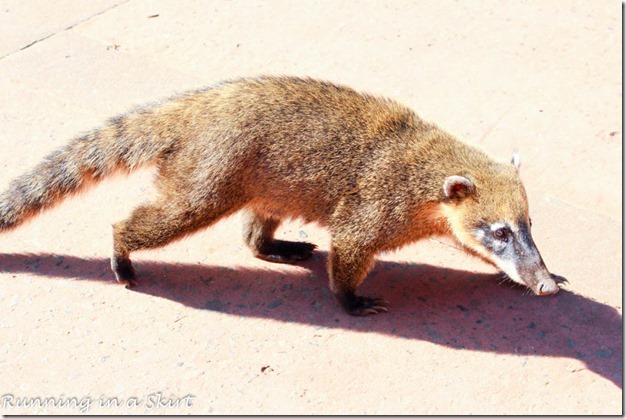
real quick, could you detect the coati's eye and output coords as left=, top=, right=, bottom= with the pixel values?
left=529, top=218, right=533, bottom=228
left=493, top=227, right=510, bottom=241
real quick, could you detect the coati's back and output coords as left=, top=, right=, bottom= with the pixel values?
left=166, top=77, right=437, bottom=223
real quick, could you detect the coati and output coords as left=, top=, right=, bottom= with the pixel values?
left=0, top=76, right=561, bottom=315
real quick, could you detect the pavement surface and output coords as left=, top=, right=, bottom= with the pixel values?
left=0, top=0, right=621, bottom=415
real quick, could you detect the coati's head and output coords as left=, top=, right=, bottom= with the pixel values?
left=440, top=156, right=559, bottom=296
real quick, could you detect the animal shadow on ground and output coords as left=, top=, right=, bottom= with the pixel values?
left=0, top=251, right=621, bottom=388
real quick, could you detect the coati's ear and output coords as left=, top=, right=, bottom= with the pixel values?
left=443, top=175, right=475, bottom=200
left=511, top=153, right=520, bottom=172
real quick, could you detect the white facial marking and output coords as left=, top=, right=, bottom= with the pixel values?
left=493, top=257, right=523, bottom=285
left=490, top=222, right=507, bottom=232
left=490, top=221, right=519, bottom=234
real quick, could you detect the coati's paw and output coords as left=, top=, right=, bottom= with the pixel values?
left=337, top=293, right=389, bottom=316
left=111, top=257, right=138, bottom=289
left=256, top=240, right=317, bottom=264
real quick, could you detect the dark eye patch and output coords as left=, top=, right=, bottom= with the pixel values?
left=473, top=221, right=517, bottom=257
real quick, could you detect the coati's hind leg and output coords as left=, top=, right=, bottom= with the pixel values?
left=242, top=210, right=316, bottom=264
left=112, top=198, right=241, bottom=287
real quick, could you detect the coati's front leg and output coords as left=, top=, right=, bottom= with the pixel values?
left=328, top=240, right=388, bottom=316
left=242, top=210, right=316, bottom=263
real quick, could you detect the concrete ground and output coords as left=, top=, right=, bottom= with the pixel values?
left=0, top=0, right=621, bottom=414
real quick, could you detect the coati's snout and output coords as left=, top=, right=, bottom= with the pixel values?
left=472, top=220, right=560, bottom=296
left=441, top=171, right=561, bottom=296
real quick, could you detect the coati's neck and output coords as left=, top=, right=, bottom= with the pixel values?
left=402, top=124, right=507, bottom=203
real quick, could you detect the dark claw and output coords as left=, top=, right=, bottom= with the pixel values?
left=259, top=254, right=291, bottom=264
left=337, top=293, right=389, bottom=316
left=122, top=279, right=139, bottom=289
left=551, top=273, right=569, bottom=284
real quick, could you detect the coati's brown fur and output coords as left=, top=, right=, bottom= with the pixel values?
left=0, top=76, right=558, bottom=315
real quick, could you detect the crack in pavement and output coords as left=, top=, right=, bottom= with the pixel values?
left=0, top=0, right=132, bottom=60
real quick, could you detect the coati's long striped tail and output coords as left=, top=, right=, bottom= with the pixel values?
left=0, top=112, right=175, bottom=232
